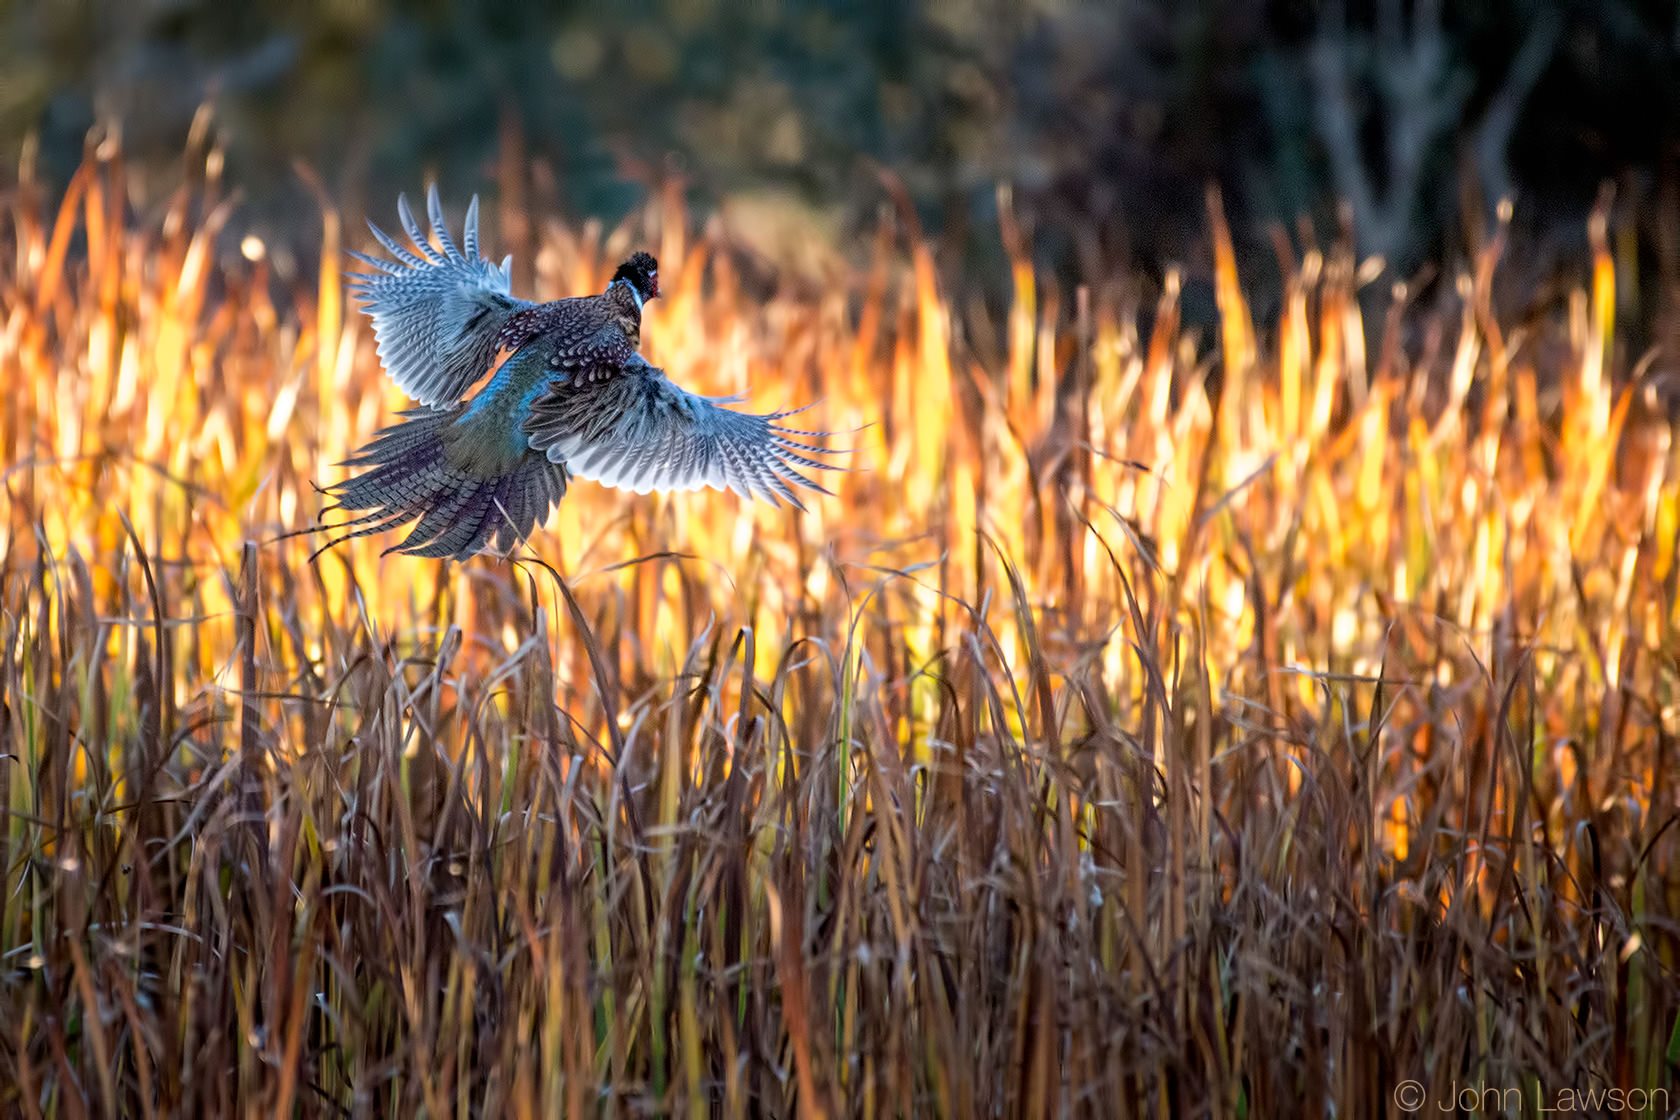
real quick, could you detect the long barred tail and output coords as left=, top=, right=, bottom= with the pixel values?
left=316, top=408, right=569, bottom=561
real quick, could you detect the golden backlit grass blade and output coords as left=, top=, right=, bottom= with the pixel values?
left=1309, top=252, right=1344, bottom=444
left=1207, top=184, right=1255, bottom=453
left=997, top=183, right=1036, bottom=420
left=30, top=159, right=88, bottom=318
left=1279, top=257, right=1310, bottom=446
left=298, top=163, right=344, bottom=436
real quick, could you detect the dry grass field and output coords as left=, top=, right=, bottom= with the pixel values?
left=3, top=131, right=1679, bottom=1117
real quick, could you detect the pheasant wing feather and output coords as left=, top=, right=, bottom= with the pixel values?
left=349, top=185, right=531, bottom=407
left=522, top=355, right=845, bottom=508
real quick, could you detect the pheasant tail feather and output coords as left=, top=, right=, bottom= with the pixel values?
left=318, top=408, right=569, bottom=561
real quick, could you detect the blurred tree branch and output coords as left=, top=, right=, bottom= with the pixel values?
left=1308, top=0, right=1471, bottom=265
left=1308, top=0, right=1561, bottom=266
left=1471, top=5, right=1564, bottom=218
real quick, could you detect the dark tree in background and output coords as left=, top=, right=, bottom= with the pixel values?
left=4, top=0, right=1676, bottom=322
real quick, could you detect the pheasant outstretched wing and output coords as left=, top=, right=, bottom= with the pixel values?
left=521, top=355, right=845, bottom=507
left=348, top=185, right=531, bottom=407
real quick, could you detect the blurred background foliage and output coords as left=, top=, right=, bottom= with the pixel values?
left=4, top=0, right=1678, bottom=327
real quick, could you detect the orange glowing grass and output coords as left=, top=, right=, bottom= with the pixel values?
left=3, top=128, right=1677, bottom=1112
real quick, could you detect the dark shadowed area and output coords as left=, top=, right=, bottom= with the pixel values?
left=7, top=0, right=1679, bottom=308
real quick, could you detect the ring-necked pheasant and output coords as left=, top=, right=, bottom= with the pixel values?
left=317, top=186, right=843, bottom=560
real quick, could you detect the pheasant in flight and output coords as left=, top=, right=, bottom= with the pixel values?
left=319, top=186, right=842, bottom=560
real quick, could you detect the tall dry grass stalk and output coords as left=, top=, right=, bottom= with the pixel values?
left=2, top=129, right=1678, bottom=1117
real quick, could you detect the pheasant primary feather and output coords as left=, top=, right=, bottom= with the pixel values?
left=321, top=188, right=845, bottom=560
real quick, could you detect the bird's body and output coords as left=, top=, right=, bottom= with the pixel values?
left=319, top=186, right=842, bottom=560
left=496, top=278, right=648, bottom=375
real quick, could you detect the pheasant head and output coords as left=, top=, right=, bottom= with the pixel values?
left=610, top=252, right=660, bottom=310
